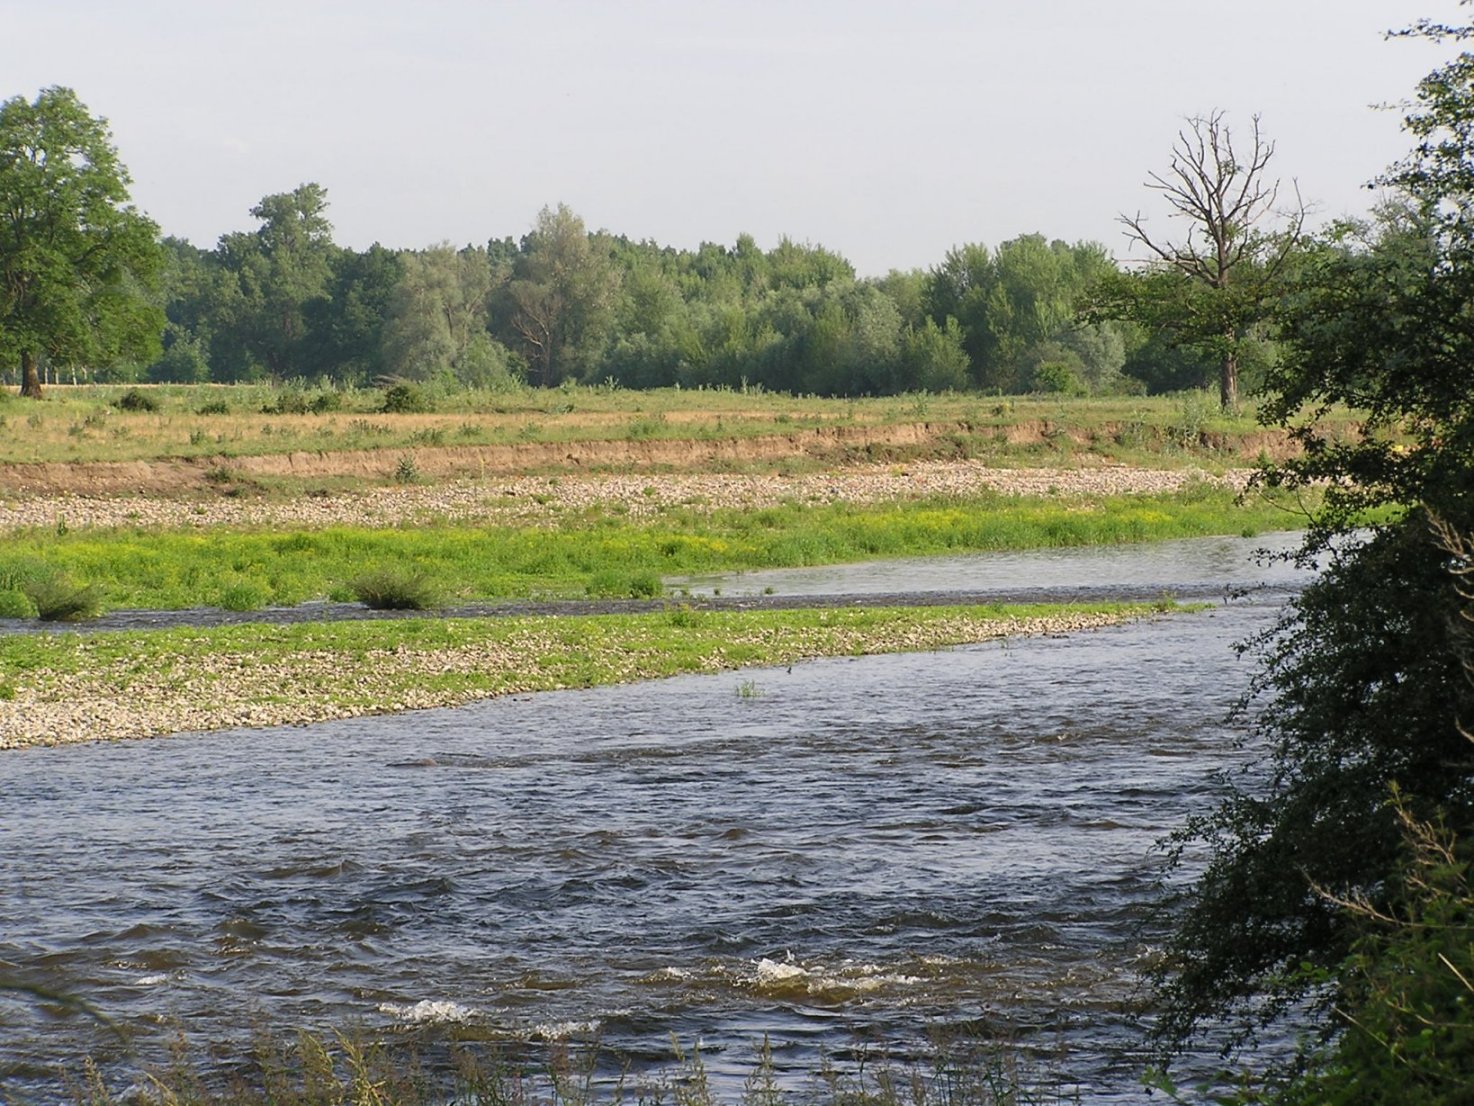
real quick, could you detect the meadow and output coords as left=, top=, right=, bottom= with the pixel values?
left=0, top=381, right=1344, bottom=473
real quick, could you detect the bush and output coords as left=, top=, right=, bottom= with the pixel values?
left=347, top=568, right=443, bottom=611
left=196, top=398, right=231, bottom=415
left=1032, top=360, right=1086, bottom=396
left=23, top=573, right=102, bottom=622
left=263, top=389, right=311, bottom=415
left=262, top=388, right=344, bottom=416
left=114, top=387, right=159, bottom=412
left=382, top=383, right=431, bottom=413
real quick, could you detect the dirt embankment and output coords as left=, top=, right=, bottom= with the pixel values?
left=0, top=420, right=1297, bottom=499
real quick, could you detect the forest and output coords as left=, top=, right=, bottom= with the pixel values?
left=18, top=187, right=1233, bottom=400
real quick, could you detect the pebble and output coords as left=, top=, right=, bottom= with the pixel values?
left=0, top=461, right=1251, bottom=533
left=0, top=610, right=1141, bottom=749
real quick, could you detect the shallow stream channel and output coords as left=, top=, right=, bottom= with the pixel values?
left=1, top=534, right=1316, bottom=1102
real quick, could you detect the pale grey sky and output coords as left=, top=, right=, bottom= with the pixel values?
left=2, top=1, right=1455, bottom=274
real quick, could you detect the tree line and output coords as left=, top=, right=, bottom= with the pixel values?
left=1, top=91, right=1240, bottom=401
left=148, top=191, right=1226, bottom=398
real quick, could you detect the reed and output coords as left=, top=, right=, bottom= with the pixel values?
left=23, top=1025, right=1074, bottom=1106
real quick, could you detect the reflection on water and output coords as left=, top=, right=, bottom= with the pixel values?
left=669, top=529, right=1313, bottom=598
left=0, top=536, right=1300, bottom=1102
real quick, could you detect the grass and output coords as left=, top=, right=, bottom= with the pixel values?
left=0, top=565, right=101, bottom=621
left=0, top=601, right=1163, bottom=746
left=347, top=568, right=444, bottom=610
left=0, top=485, right=1307, bottom=614
left=23, top=1024, right=1074, bottom=1106
left=0, top=382, right=1364, bottom=470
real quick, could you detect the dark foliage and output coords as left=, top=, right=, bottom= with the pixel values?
left=114, top=387, right=160, bottom=412
left=1151, top=11, right=1474, bottom=1081
left=1153, top=517, right=1474, bottom=1051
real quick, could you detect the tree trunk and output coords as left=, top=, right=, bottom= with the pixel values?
left=19, top=350, right=43, bottom=399
left=1220, top=334, right=1238, bottom=413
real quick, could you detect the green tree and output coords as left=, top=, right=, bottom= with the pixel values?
left=925, top=236, right=1116, bottom=392
left=924, top=242, right=994, bottom=386
left=503, top=204, right=619, bottom=386
left=604, top=256, right=699, bottom=388
left=212, top=183, right=337, bottom=379
left=1271, top=794, right=1474, bottom=1106
left=301, top=242, right=404, bottom=384
left=765, top=236, right=854, bottom=291
left=1151, top=21, right=1474, bottom=1083
left=898, top=316, right=970, bottom=392
left=1116, top=111, right=1305, bottom=411
left=382, top=244, right=499, bottom=384
left=0, top=87, right=164, bottom=397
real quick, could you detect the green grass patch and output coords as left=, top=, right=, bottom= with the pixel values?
left=0, top=486, right=1310, bottom=614
left=0, top=601, right=1166, bottom=745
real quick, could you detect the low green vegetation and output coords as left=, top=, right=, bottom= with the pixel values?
left=0, top=564, right=101, bottom=621
left=0, top=602, right=1157, bottom=746
left=347, top=567, right=445, bottom=611
left=0, top=485, right=1304, bottom=615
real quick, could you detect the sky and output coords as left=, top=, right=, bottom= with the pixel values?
left=1, top=1, right=1458, bottom=275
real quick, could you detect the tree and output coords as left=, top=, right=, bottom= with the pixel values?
left=924, top=242, right=993, bottom=386
left=1118, top=111, right=1305, bottom=410
left=0, top=87, right=164, bottom=398
left=925, top=236, right=1117, bottom=392
left=382, top=244, right=512, bottom=386
left=213, top=183, right=338, bottom=379
left=501, top=204, right=619, bottom=386
left=301, top=242, right=404, bottom=384
left=1151, top=24, right=1474, bottom=1082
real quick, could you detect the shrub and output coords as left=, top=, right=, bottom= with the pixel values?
left=263, top=388, right=342, bottom=415
left=347, top=568, right=443, bottom=611
left=24, top=573, right=102, bottom=622
left=264, top=389, right=312, bottom=415
left=382, top=383, right=431, bottom=413
left=196, top=399, right=231, bottom=415
left=393, top=454, right=419, bottom=484
left=114, top=388, right=159, bottom=412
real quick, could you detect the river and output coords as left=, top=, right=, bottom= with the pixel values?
left=0, top=533, right=1313, bottom=1102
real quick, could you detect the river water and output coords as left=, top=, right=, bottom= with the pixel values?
left=0, top=534, right=1311, bottom=1102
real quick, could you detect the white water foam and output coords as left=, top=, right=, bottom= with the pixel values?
left=378, top=999, right=475, bottom=1024
left=530, top=1020, right=601, bottom=1040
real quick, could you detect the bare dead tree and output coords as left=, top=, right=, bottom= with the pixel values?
left=1122, top=111, right=1307, bottom=410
